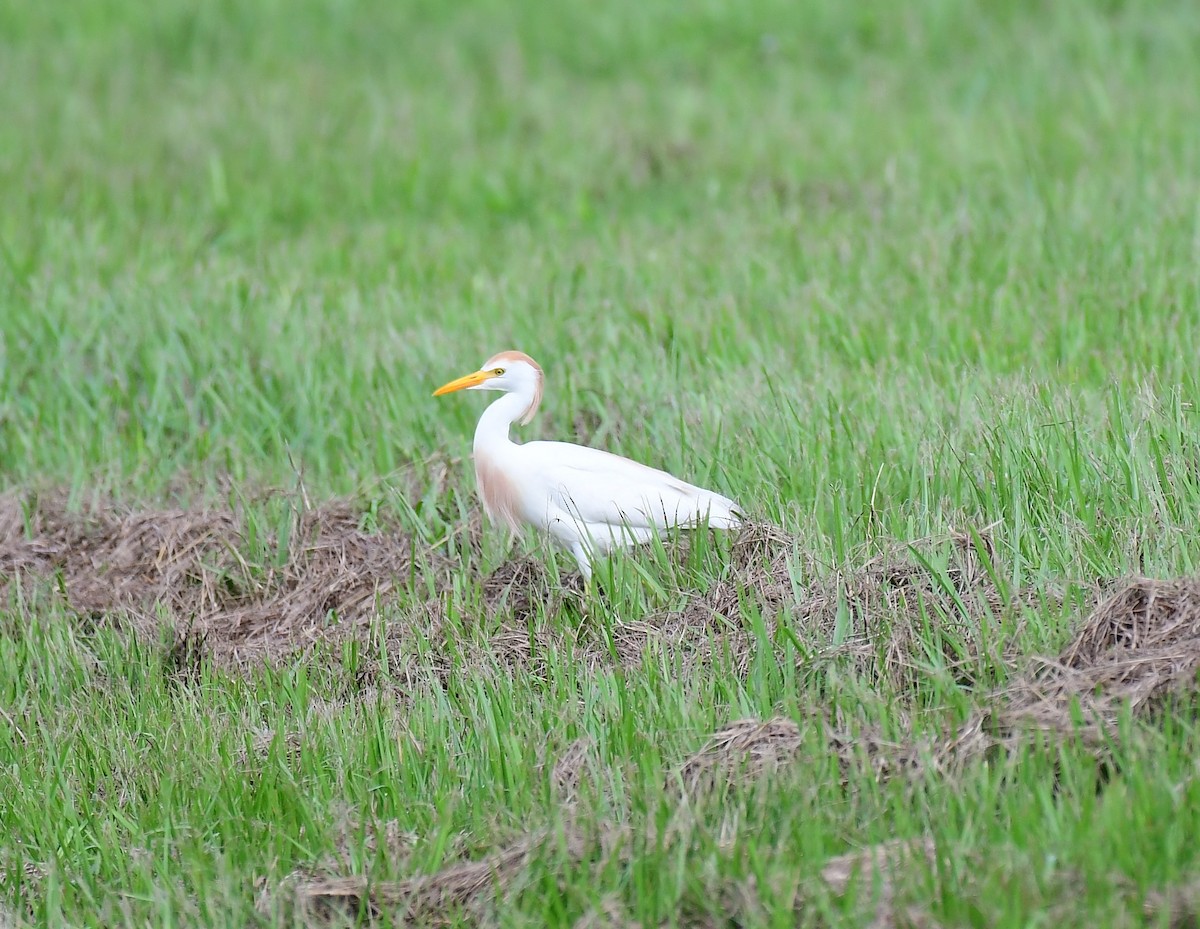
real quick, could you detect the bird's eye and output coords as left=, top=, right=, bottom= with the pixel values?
left=493, top=368, right=505, bottom=376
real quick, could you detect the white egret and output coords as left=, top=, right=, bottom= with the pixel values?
left=434, top=350, right=743, bottom=580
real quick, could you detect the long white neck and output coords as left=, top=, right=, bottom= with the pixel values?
left=473, top=390, right=530, bottom=452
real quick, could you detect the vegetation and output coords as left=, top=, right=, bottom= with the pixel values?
left=2, top=0, right=1200, bottom=925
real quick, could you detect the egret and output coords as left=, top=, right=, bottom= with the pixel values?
left=433, top=350, right=743, bottom=580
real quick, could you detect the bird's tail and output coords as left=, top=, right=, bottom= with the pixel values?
left=694, top=491, right=743, bottom=529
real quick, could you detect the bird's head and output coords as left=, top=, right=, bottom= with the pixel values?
left=433, top=350, right=544, bottom=424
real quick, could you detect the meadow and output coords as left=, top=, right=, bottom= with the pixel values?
left=2, top=0, right=1200, bottom=925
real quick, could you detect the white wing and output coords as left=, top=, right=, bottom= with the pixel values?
left=521, top=440, right=742, bottom=532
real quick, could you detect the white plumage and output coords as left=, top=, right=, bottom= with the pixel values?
left=434, top=350, right=742, bottom=580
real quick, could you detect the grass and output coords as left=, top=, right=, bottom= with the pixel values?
left=3, top=0, right=1200, bottom=925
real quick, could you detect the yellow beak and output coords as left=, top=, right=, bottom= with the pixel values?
left=433, top=369, right=496, bottom=396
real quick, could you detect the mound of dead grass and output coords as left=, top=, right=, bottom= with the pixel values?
left=0, top=490, right=451, bottom=666
left=675, top=716, right=924, bottom=797
left=1009, top=576, right=1200, bottom=720
left=631, top=522, right=1053, bottom=693
left=794, top=528, right=1029, bottom=685
left=676, top=573, right=1200, bottom=798
left=272, top=822, right=601, bottom=926
left=461, top=521, right=1047, bottom=691
left=480, top=553, right=588, bottom=622
left=883, top=576, right=1200, bottom=780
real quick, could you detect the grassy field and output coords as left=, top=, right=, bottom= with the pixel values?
left=3, top=0, right=1200, bottom=925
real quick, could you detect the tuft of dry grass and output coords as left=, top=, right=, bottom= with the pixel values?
left=1009, top=576, right=1200, bottom=720
left=0, top=862, right=43, bottom=929
left=481, top=554, right=584, bottom=623
left=571, top=897, right=643, bottom=929
left=540, top=736, right=597, bottom=804
left=675, top=715, right=929, bottom=798
left=818, top=836, right=940, bottom=929
left=676, top=717, right=809, bottom=795
left=794, top=529, right=1035, bottom=686
left=279, top=824, right=596, bottom=926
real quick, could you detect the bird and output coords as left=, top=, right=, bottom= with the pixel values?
left=433, top=350, right=743, bottom=581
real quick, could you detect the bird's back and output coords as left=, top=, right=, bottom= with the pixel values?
left=520, top=440, right=742, bottom=532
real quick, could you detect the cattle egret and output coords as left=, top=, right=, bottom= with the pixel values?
left=434, top=350, right=743, bottom=580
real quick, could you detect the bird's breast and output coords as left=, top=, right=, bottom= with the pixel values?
left=474, top=451, right=526, bottom=533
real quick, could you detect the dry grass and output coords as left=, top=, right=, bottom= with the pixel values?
left=6, top=492, right=1199, bottom=734
left=481, top=554, right=585, bottom=623
left=637, top=523, right=1056, bottom=691
left=0, top=905, right=29, bottom=929
left=0, top=863, right=42, bottom=929
left=1007, top=576, right=1200, bottom=721
left=571, top=898, right=643, bottom=929
left=0, top=490, right=447, bottom=666
left=463, top=521, right=1051, bottom=693
left=818, top=836, right=940, bottom=929
left=793, top=528, right=1038, bottom=687
left=540, top=736, right=597, bottom=804
left=896, top=576, right=1200, bottom=782
left=667, top=576, right=1200, bottom=817
left=675, top=716, right=924, bottom=797
left=275, top=823, right=599, bottom=927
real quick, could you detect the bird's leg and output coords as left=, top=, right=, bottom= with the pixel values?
left=570, top=544, right=596, bottom=611
left=570, top=543, right=591, bottom=581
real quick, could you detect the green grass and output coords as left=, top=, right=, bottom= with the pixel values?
left=3, top=0, right=1200, bottom=925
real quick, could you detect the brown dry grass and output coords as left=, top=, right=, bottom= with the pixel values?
left=0, top=862, right=43, bottom=929
left=275, top=823, right=600, bottom=926
left=1007, top=576, right=1200, bottom=722
left=640, top=522, right=1057, bottom=692
left=904, top=576, right=1200, bottom=780
left=0, top=905, right=29, bottom=929
left=793, top=528, right=1034, bottom=686
left=671, top=573, right=1200, bottom=797
left=675, top=716, right=924, bottom=797
left=481, top=553, right=583, bottom=622
left=817, top=836, right=939, bottom=929
left=460, top=521, right=1052, bottom=693
left=925, top=576, right=1200, bottom=780
left=0, top=489, right=450, bottom=667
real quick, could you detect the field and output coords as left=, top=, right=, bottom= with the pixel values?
left=3, top=0, right=1200, bottom=925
